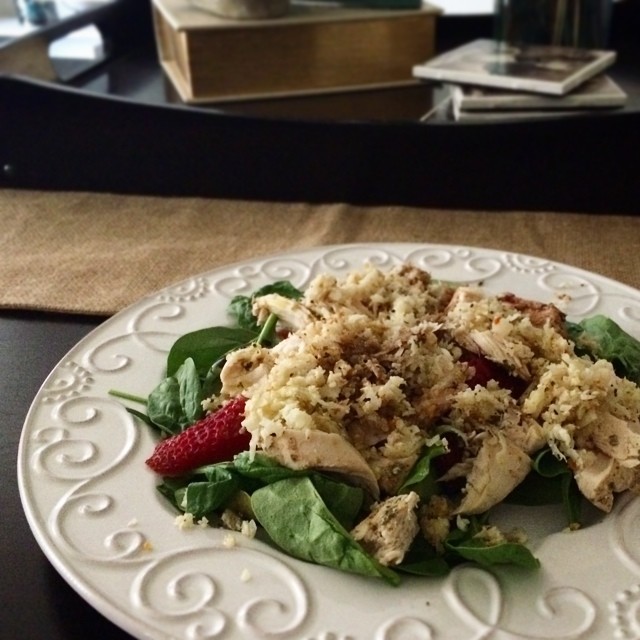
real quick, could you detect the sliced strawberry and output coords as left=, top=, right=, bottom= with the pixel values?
left=146, top=396, right=249, bottom=476
left=463, top=352, right=528, bottom=398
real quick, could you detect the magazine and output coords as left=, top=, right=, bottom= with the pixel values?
left=451, top=101, right=592, bottom=123
left=412, top=39, right=617, bottom=96
left=374, top=93, right=607, bottom=124
left=451, top=74, right=628, bottom=111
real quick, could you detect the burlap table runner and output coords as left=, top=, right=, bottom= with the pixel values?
left=1, top=188, right=638, bottom=316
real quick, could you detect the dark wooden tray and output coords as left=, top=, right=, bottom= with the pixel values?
left=1, top=0, right=639, bottom=214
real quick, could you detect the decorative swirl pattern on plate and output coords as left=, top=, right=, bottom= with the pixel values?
left=619, top=301, right=640, bottom=327
left=128, top=300, right=189, bottom=336
left=130, top=545, right=309, bottom=639
left=314, top=246, right=399, bottom=274
left=31, top=427, right=98, bottom=478
left=304, top=633, right=356, bottom=640
left=503, top=254, right=557, bottom=276
left=610, top=584, right=640, bottom=639
left=156, top=276, right=211, bottom=304
left=213, top=259, right=313, bottom=300
left=374, top=616, right=435, bottom=640
left=618, top=296, right=640, bottom=336
left=459, top=254, right=504, bottom=283
left=83, top=334, right=140, bottom=374
left=611, top=493, right=640, bottom=575
left=48, top=489, right=152, bottom=563
left=405, top=246, right=472, bottom=271
left=30, top=396, right=148, bottom=562
left=84, top=303, right=187, bottom=373
left=30, top=397, right=138, bottom=480
left=536, top=270, right=602, bottom=317
left=40, top=360, right=94, bottom=403
left=315, top=245, right=505, bottom=285
left=443, top=566, right=596, bottom=639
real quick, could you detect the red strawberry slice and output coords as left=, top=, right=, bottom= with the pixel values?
left=463, top=352, right=528, bottom=398
left=146, top=396, right=249, bottom=476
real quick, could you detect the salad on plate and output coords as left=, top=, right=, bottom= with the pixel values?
left=112, top=263, right=640, bottom=585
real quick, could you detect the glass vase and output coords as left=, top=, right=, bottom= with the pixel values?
left=494, top=0, right=613, bottom=49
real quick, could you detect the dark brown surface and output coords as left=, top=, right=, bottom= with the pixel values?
left=1, top=0, right=639, bottom=213
left=0, top=311, right=134, bottom=640
left=0, top=4, right=639, bottom=633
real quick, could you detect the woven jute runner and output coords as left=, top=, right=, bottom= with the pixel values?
left=1, top=189, right=637, bottom=315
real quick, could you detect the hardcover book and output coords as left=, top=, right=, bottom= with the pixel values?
left=451, top=74, right=628, bottom=111
left=451, top=101, right=590, bottom=123
left=152, top=0, right=441, bottom=103
left=412, top=39, right=616, bottom=96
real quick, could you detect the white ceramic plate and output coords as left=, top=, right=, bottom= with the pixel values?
left=18, top=244, right=640, bottom=640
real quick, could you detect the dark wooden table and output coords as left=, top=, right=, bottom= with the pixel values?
left=1, top=311, right=136, bottom=639
left=1, top=2, right=640, bottom=638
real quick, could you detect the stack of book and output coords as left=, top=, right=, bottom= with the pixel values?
left=152, top=0, right=441, bottom=104
left=411, top=39, right=627, bottom=122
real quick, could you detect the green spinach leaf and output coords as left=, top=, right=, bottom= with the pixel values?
left=229, top=281, right=303, bottom=331
left=567, top=315, right=640, bottom=383
left=232, top=452, right=308, bottom=484
left=146, top=376, right=184, bottom=435
left=176, top=357, right=205, bottom=425
left=232, top=453, right=364, bottom=528
left=445, top=536, right=540, bottom=570
left=397, top=537, right=450, bottom=577
left=506, top=471, right=565, bottom=506
left=157, top=476, right=192, bottom=512
left=157, top=467, right=240, bottom=519
left=507, top=448, right=583, bottom=525
left=146, top=358, right=203, bottom=435
left=398, top=442, right=447, bottom=499
left=533, top=448, right=582, bottom=525
left=125, top=406, right=156, bottom=429
left=181, top=467, right=240, bottom=519
left=439, top=514, right=539, bottom=570
left=311, top=475, right=364, bottom=530
left=251, top=477, right=400, bottom=585
left=167, top=326, right=259, bottom=378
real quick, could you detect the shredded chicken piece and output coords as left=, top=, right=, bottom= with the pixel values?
left=253, top=293, right=314, bottom=331
left=575, top=413, right=640, bottom=468
left=351, top=492, right=420, bottom=566
left=499, top=292, right=566, bottom=333
left=263, top=428, right=380, bottom=499
left=456, top=431, right=531, bottom=515
left=465, top=329, right=532, bottom=380
left=574, top=449, right=640, bottom=512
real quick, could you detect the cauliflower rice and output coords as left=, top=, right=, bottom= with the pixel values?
left=205, top=263, right=640, bottom=565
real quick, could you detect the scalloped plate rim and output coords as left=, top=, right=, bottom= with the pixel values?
left=17, top=242, right=640, bottom=640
